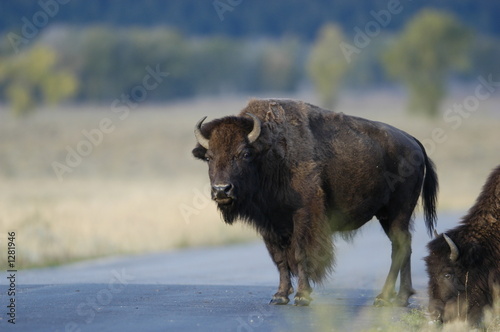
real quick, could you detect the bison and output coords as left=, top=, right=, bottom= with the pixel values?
left=192, top=99, right=438, bottom=306
left=425, top=165, right=500, bottom=325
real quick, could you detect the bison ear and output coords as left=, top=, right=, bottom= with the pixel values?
left=192, top=145, right=207, bottom=160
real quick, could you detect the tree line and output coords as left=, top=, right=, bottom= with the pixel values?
left=0, top=26, right=304, bottom=114
left=1, top=0, right=499, bottom=40
left=0, top=8, right=499, bottom=116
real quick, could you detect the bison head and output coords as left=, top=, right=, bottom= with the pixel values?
left=192, top=113, right=266, bottom=223
left=426, top=234, right=469, bottom=323
left=425, top=233, right=493, bottom=325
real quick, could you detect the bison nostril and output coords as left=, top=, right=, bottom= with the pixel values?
left=224, top=183, right=234, bottom=194
left=212, top=184, right=234, bottom=197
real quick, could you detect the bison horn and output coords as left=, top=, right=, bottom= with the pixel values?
left=246, top=113, right=261, bottom=144
left=443, top=233, right=459, bottom=262
left=194, top=116, right=210, bottom=149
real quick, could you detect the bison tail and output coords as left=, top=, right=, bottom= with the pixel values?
left=417, top=140, right=439, bottom=237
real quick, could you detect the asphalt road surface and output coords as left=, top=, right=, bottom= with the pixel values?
left=1, top=213, right=461, bottom=331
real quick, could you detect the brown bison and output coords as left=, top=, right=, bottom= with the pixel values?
left=425, top=165, right=500, bottom=325
left=192, top=99, right=438, bottom=306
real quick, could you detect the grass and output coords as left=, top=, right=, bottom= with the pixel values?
left=345, top=306, right=500, bottom=331
left=0, top=98, right=259, bottom=269
left=298, top=298, right=499, bottom=331
left=0, top=91, right=499, bottom=270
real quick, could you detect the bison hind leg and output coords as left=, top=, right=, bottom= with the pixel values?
left=375, top=209, right=416, bottom=307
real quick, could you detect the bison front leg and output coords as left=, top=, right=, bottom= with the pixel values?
left=291, top=194, right=333, bottom=306
left=294, top=258, right=313, bottom=306
left=264, top=238, right=294, bottom=305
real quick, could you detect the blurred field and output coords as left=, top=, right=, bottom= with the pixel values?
left=0, top=91, right=499, bottom=268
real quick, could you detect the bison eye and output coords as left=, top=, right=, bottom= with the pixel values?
left=444, top=273, right=452, bottom=279
left=239, top=151, right=253, bottom=160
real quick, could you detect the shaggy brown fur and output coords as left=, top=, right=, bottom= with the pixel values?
left=193, top=99, right=438, bottom=306
left=425, top=165, right=500, bottom=325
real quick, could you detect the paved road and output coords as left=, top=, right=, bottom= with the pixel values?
left=1, top=213, right=461, bottom=331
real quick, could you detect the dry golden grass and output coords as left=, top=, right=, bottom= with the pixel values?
left=0, top=91, right=498, bottom=268
left=0, top=99, right=258, bottom=268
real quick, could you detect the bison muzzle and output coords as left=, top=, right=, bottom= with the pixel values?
left=193, top=99, right=438, bottom=306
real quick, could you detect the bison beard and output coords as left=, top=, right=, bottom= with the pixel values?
left=425, top=165, right=500, bottom=326
left=193, top=99, right=438, bottom=306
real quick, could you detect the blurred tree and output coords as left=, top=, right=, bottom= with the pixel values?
left=307, top=24, right=350, bottom=108
left=469, top=35, right=500, bottom=81
left=188, top=36, right=244, bottom=95
left=342, top=35, right=389, bottom=89
left=44, top=26, right=303, bottom=102
left=257, top=38, right=302, bottom=92
left=77, top=26, right=120, bottom=101
left=0, top=46, right=78, bottom=116
left=382, top=9, right=471, bottom=117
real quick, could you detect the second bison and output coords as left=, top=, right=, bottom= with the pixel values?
left=425, top=165, right=500, bottom=325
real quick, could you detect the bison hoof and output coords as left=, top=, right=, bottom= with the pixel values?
left=373, top=297, right=392, bottom=307
left=270, top=295, right=289, bottom=305
left=293, top=293, right=312, bottom=306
